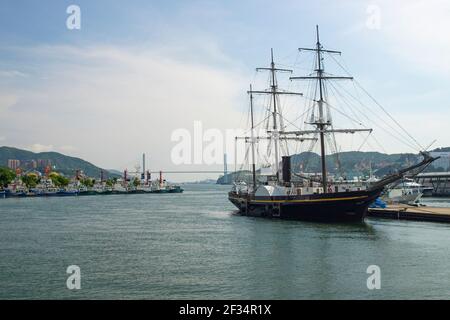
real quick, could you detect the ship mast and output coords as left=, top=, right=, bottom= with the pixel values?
left=289, top=25, right=370, bottom=191
left=250, top=49, right=303, bottom=182
left=249, top=84, right=257, bottom=190
left=315, top=26, right=328, bottom=191
left=270, top=49, right=280, bottom=181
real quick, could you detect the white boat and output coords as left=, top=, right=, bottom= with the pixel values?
left=383, top=179, right=424, bottom=205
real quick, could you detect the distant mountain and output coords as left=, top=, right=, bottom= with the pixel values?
left=107, top=169, right=123, bottom=177
left=217, top=148, right=449, bottom=184
left=0, top=146, right=119, bottom=178
left=291, top=151, right=420, bottom=178
left=184, top=179, right=218, bottom=184
left=217, top=170, right=253, bottom=185
left=432, top=147, right=450, bottom=152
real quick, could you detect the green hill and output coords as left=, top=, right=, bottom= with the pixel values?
left=432, top=147, right=450, bottom=152
left=291, top=151, right=419, bottom=178
left=218, top=148, right=447, bottom=184
left=0, top=146, right=118, bottom=178
left=217, top=170, right=252, bottom=185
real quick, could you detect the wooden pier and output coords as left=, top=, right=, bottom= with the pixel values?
left=368, top=205, right=450, bottom=223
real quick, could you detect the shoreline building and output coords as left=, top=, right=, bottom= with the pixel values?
left=7, top=159, right=21, bottom=170
left=430, top=152, right=450, bottom=171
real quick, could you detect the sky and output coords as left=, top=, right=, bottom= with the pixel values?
left=0, top=0, right=449, bottom=181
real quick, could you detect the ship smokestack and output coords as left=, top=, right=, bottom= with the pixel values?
left=143, top=153, right=146, bottom=174
left=282, top=156, right=291, bottom=184
left=142, top=153, right=146, bottom=180
left=224, top=153, right=228, bottom=184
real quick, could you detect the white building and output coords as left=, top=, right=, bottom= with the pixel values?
left=430, top=152, right=450, bottom=171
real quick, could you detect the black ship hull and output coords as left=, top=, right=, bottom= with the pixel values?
left=228, top=188, right=382, bottom=222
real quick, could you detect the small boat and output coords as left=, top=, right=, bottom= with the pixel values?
left=382, top=179, right=424, bottom=205
left=4, top=188, right=27, bottom=197
left=421, top=186, right=434, bottom=197
left=55, top=190, right=79, bottom=196
left=79, top=190, right=99, bottom=196
left=6, top=191, right=27, bottom=198
left=145, top=184, right=184, bottom=194
left=38, top=188, right=79, bottom=197
left=168, top=186, right=183, bottom=193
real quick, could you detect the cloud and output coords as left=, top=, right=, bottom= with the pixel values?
left=347, top=0, right=450, bottom=76
left=379, top=0, right=450, bottom=75
left=0, top=70, right=28, bottom=78
left=0, top=93, right=18, bottom=111
left=28, top=144, right=54, bottom=153
left=1, top=42, right=249, bottom=176
left=332, top=0, right=450, bottom=153
left=59, top=145, right=78, bottom=153
left=22, top=143, right=78, bottom=155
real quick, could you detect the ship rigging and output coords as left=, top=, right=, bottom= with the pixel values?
left=229, top=26, right=437, bottom=222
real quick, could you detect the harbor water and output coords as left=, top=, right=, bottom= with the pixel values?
left=0, top=184, right=449, bottom=299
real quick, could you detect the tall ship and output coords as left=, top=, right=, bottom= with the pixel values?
left=228, top=26, right=437, bottom=222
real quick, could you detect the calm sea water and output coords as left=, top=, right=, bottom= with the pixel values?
left=0, top=184, right=449, bottom=300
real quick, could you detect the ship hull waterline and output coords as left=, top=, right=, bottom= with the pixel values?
left=228, top=188, right=382, bottom=222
